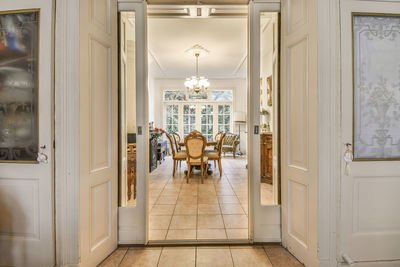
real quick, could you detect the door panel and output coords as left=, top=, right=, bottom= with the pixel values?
left=0, top=1, right=54, bottom=266
left=80, top=0, right=118, bottom=265
left=340, top=0, right=400, bottom=263
left=281, top=0, right=318, bottom=266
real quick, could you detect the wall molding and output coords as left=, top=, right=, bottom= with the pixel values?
left=54, top=0, right=80, bottom=265
left=317, top=0, right=340, bottom=266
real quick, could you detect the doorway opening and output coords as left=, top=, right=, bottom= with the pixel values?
left=117, top=5, right=280, bottom=244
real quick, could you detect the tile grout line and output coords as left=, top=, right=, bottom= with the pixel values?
left=228, top=246, right=236, bottom=267
left=117, top=248, right=129, bottom=267
left=155, top=247, right=163, bottom=267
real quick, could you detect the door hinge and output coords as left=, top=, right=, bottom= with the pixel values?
left=53, top=140, right=55, bottom=149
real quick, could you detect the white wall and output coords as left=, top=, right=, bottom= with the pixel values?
left=148, top=78, right=248, bottom=154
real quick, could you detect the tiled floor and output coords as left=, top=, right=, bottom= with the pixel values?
left=99, top=244, right=304, bottom=267
left=126, top=155, right=274, bottom=241
left=148, top=156, right=249, bottom=241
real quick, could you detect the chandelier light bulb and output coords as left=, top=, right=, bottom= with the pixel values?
left=184, top=50, right=210, bottom=93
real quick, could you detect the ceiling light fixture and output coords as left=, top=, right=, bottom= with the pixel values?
left=184, top=52, right=210, bottom=94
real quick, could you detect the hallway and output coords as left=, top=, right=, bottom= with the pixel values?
left=99, top=244, right=303, bottom=267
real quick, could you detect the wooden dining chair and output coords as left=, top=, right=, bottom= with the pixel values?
left=206, top=132, right=226, bottom=177
left=166, top=133, right=187, bottom=176
left=172, top=132, right=183, bottom=151
left=185, top=131, right=208, bottom=183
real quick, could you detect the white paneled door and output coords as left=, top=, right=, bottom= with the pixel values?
left=280, top=0, right=319, bottom=266
left=340, top=1, right=400, bottom=264
left=79, top=0, right=118, bottom=265
left=0, top=1, right=54, bottom=266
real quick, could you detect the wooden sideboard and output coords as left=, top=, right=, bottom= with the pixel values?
left=260, top=133, right=273, bottom=184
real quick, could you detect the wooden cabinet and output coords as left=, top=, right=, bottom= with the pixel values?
left=260, top=133, right=273, bottom=184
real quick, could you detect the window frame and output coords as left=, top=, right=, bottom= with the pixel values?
left=162, top=88, right=235, bottom=140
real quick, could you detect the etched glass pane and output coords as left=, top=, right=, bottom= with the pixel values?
left=211, top=90, right=233, bottom=101
left=353, top=15, right=400, bottom=159
left=165, top=104, right=178, bottom=134
left=189, top=91, right=207, bottom=100
left=0, top=11, right=39, bottom=162
left=164, top=90, right=186, bottom=101
left=183, top=104, right=196, bottom=137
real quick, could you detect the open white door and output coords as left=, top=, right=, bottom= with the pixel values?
left=79, top=0, right=119, bottom=265
left=280, top=0, right=319, bottom=266
left=117, top=1, right=148, bottom=244
left=0, top=1, right=54, bottom=266
left=249, top=1, right=281, bottom=243
left=339, top=1, right=400, bottom=265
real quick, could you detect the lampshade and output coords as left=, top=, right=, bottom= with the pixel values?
left=233, top=111, right=246, bottom=123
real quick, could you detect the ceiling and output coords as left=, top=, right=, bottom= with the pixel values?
left=148, top=17, right=247, bottom=79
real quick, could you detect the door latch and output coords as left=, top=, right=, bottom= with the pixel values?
left=254, top=125, right=259, bottom=134
left=137, top=126, right=142, bottom=135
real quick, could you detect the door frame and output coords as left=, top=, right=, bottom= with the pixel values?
left=54, top=0, right=340, bottom=266
left=248, top=0, right=281, bottom=242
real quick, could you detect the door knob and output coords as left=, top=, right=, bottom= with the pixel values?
left=37, top=145, right=48, bottom=164
left=343, top=143, right=353, bottom=176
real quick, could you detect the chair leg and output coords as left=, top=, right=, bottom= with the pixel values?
left=218, top=159, right=222, bottom=177
left=186, top=164, right=191, bottom=183
left=214, top=160, right=216, bottom=168
left=233, top=151, right=236, bottom=158
left=173, top=160, right=176, bottom=177
left=200, top=163, right=204, bottom=184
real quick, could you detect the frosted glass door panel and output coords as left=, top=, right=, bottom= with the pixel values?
left=353, top=14, right=400, bottom=159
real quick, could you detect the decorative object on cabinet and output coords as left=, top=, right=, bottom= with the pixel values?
left=267, top=76, right=272, bottom=106
left=0, top=10, right=40, bottom=162
left=260, top=133, right=273, bottom=184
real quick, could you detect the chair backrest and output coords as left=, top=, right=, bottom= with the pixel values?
left=172, top=132, right=181, bottom=150
left=185, top=132, right=206, bottom=161
left=215, top=132, right=223, bottom=143
left=165, top=133, right=177, bottom=157
left=223, top=133, right=239, bottom=145
left=216, top=132, right=226, bottom=156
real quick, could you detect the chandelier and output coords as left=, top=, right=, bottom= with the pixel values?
left=184, top=52, right=210, bottom=94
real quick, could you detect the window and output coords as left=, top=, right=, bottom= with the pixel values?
left=201, top=104, right=214, bottom=141
left=163, top=89, right=233, bottom=140
left=165, top=104, right=178, bottom=134
left=164, top=90, right=186, bottom=101
left=183, top=104, right=196, bottom=138
left=218, top=104, right=231, bottom=133
left=211, top=90, right=233, bottom=101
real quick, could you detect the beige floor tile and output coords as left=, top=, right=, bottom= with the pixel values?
left=166, top=229, right=196, bottom=240
left=174, top=204, right=197, bottom=215
left=220, top=204, right=245, bottom=215
left=198, top=195, right=218, bottom=204
left=176, top=195, right=198, bottom=205
left=215, top=188, right=235, bottom=196
left=119, top=248, right=162, bottom=267
left=263, top=245, right=304, bottom=267
left=197, top=229, right=227, bottom=239
left=218, top=195, right=240, bottom=204
left=226, top=229, right=248, bottom=239
left=148, top=229, right=167, bottom=240
left=197, top=214, right=224, bottom=229
left=158, top=248, right=196, bottom=267
left=150, top=205, right=175, bottom=215
left=230, top=247, right=273, bottom=267
left=169, top=215, right=197, bottom=229
left=223, top=215, right=248, bottom=229
left=149, top=215, right=172, bottom=230
left=198, top=204, right=221, bottom=215
left=196, top=247, right=234, bottom=267
left=156, top=195, right=178, bottom=205
left=99, top=247, right=128, bottom=267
